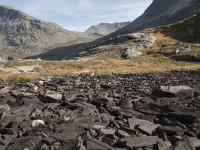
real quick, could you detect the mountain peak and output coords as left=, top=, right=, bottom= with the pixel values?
left=0, top=5, right=34, bottom=21
left=85, top=21, right=130, bottom=38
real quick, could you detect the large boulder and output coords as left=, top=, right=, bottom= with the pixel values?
left=121, top=48, right=142, bottom=59
left=152, top=86, right=194, bottom=97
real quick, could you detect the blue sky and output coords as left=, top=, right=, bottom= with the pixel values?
left=0, top=0, right=153, bottom=31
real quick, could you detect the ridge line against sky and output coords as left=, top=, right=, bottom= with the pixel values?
left=0, top=0, right=153, bottom=32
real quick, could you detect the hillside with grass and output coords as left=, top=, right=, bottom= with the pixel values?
left=160, top=13, right=200, bottom=43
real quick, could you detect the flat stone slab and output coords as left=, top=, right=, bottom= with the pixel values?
left=128, top=117, right=159, bottom=135
left=158, top=126, right=184, bottom=135
left=120, top=136, right=161, bottom=149
left=86, top=138, right=113, bottom=150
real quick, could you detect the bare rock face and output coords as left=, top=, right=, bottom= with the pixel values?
left=0, top=5, right=91, bottom=58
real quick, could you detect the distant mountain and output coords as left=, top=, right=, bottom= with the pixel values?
left=99, top=0, right=200, bottom=40
left=0, top=5, right=92, bottom=58
left=85, top=22, right=130, bottom=38
left=27, top=0, right=200, bottom=60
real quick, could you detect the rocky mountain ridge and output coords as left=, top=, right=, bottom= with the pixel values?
left=85, top=22, right=130, bottom=38
left=0, top=5, right=92, bottom=58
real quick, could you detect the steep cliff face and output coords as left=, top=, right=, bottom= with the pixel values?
left=102, top=0, right=200, bottom=38
left=85, top=22, right=130, bottom=38
left=0, top=5, right=91, bottom=58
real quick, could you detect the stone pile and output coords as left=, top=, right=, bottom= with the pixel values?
left=0, top=70, right=200, bottom=149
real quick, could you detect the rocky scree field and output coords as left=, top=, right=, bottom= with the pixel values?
left=0, top=70, right=200, bottom=149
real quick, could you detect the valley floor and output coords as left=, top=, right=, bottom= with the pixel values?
left=0, top=55, right=200, bottom=83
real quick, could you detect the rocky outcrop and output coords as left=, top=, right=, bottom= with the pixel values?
left=0, top=70, right=200, bottom=149
left=0, top=5, right=92, bottom=58
left=121, top=48, right=142, bottom=59
left=85, top=22, right=130, bottom=38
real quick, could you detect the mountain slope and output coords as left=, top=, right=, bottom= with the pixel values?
left=98, top=0, right=200, bottom=40
left=85, top=22, right=130, bottom=38
left=160, top=14, right=200, bottom=43
left=29, top=12, right=200, bottom=61
left=0, top=5, right=92, bottom=58
left=27, top=0, right=200, bottom=60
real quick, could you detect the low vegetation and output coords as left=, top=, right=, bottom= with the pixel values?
left=159, top=14, right=200, bottom=43
left=0, top=52, right=200, bottom=83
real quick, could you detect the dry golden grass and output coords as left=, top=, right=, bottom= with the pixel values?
left=0, top=54, right=200, bottom=83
